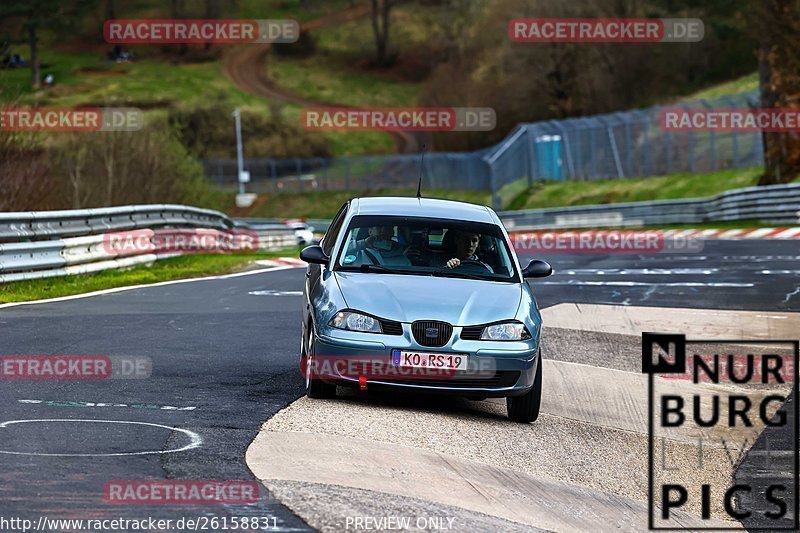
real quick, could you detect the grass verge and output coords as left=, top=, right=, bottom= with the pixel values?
left=0, top=250, right=300, bottom=304
left=199, top=178, right=527, bottom=219
left=194, top=167, right=779, bottom=219
left=195, top=188, right=491, bottom=219
left=505, top=167, right=763, bottom=211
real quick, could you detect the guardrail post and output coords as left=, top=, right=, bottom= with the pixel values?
left=525, top=127, right=534, bottom=186
left=665, top=128, right=672, bottom=175
left=589, top=123, right=597, bottom=179
left=700, top=99, right=717, bottom=171
left=488, top=160, right=500, bottom=210
left=643, top=110, right=651, bottom=176
left=683, top=104, right=695, bottom=173
left=623, top=113, right=633, bottom=178
left=598, top=115, right=624, bottom=178
left=723, top=96, right=739, bottom=167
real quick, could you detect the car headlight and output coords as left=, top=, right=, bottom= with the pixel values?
left=329, top=310, right=383, bottom=333
left=481, top=321, right=531, bottom=341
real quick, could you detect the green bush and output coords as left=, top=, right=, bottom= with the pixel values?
left=168, top=103, right=330, bottom=159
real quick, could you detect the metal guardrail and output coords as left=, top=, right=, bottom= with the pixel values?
left=0, top=205, right=296, bottom=283
left=248, top=183, right=800, bottom=234
left=10, top=180, right=789, bottom=284
left=499, top=182, right=800, bottom=230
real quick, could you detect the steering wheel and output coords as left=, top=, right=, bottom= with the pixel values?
left=454, top=259, right=492, bottom=272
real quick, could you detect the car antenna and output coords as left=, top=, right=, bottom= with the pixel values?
left=416, top=144, right=427, bottom=199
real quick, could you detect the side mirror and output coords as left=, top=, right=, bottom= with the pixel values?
left=300, top=245, right=329, bottom=265
left=521, top=259, right=552, bottom=278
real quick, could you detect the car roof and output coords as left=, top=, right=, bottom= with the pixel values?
left=351, top=197, right=496, bottom=224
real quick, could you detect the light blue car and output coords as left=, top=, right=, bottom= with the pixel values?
left=299, top=197, right=552, bottom=422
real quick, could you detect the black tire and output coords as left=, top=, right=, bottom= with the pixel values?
left=303, top=323, right=336, bottom=399
left=507, top=351, right=542, bottom=423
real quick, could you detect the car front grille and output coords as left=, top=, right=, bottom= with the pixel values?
left=379, top=319, right=403, bottom=336
left=460, top=325, right=484, bottom=340
left=411, top=320, right=453, bottom=347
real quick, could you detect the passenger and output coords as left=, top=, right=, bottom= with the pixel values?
left=349, top=226, right=411, bottom=266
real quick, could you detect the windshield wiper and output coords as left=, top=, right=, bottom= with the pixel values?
left=431, top=268, right=494, bottom=281
left=339, top=264, right=409, bottom=275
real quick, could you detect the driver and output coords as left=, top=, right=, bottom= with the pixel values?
left=440, top=229, right=494, bottom=272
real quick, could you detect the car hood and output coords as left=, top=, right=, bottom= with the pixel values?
left=334, top=272, right=522, bottom=325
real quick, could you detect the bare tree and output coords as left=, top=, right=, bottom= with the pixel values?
left=370, top=0, right=396, bottom=66
left=52, top=135, right=91, bottom=208
left=0, top=129, right=57, bottom=211
left=752, top=0, right=800, bottom=185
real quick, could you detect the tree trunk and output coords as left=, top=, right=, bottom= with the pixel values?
left=28, top=25, right=40, bottom=89
left=757, top=38, right=781, bottom=185
left=204, top=0, right=221, bottom=51
left=755, top=0, right=800, bottom=186
left=371, top=0, right=392, bottom=67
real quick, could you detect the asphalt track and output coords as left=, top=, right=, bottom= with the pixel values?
left=0, top=239, right=797, bottom=531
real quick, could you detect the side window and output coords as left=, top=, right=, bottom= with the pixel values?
left=321, top=202, right=349, bottom=257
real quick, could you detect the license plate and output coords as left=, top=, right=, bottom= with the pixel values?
left=392, top=350, right=468, bottom=371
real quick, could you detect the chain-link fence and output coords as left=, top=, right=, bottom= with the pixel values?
left=203, top=91, right=764, bottom=207
left=203, top=151, right=492, bottom=194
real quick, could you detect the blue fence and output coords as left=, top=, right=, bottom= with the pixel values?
left=204, top=91, right=764, bottom=207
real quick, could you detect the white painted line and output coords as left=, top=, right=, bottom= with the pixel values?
left=542, top=303, right=800, bottom=340
left=560, top=268, right=718, bottom=275
left=248, top=290, right=303, bottom=296
left=0, top=265, right=295, bottom=310
left=773, top=227, right=800, bottom=239
left=744, top=228, right=778, bottom=239
left=539, top=280, right=753, bottom=287
left=718, top=229, right=745, bottom=238
left=0, top=419, right=202, bottom=457
left=700, top=229, right=721, bottom=237
left=17, top=399, right=197, bottom=410
left=674, top=229, right=699, bottom=239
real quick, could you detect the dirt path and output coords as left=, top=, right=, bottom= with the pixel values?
left=222, top=2, right=420, bottom=154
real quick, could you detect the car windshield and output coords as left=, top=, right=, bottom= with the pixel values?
left=334, top=215, right=519, bottom=282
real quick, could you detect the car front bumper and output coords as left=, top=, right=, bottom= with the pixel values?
left=314, top=325, right=539, bottom=398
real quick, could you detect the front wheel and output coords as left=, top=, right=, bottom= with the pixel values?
left=303, top=324, right=336, bottom=399
left=507, top=351, right=542, bottom=423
